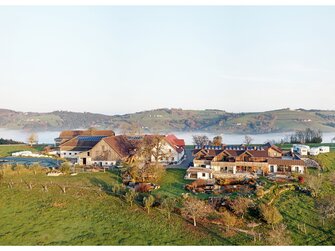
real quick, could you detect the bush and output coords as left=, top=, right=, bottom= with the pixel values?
left=258, top=203, right=283, bottom=227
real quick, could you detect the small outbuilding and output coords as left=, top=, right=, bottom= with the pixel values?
left=185, top=167, right=213, bottom=180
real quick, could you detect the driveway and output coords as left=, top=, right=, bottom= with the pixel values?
left=167, top=148, right=194, bottom=169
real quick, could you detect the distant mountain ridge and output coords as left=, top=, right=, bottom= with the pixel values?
left=1, top=108, right=335, bottom=134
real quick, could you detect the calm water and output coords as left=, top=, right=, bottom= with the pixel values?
left=1, top=128, right=334, bottom=145
left=0, top=157, right=61, bottom=168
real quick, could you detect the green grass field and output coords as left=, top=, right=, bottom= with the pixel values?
left=0, top=145, right=40, bottom=158
left=1, top=167, right=335, bottom=245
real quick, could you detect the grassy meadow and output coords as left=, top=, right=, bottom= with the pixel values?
left=0, top=166, right=334, bottom=245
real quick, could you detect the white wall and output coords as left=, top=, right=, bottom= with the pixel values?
left=60, top=151, right=81, bottom=159
left=292, top=165, right=304, bottom=173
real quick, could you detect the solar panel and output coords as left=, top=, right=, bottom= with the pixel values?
left=77, top=136, right=106, bottom=141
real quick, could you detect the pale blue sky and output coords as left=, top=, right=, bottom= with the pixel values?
left=0, top=6, right=334, bottom=115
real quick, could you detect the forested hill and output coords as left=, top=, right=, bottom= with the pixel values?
left=1, top=108, right=335, bottom=134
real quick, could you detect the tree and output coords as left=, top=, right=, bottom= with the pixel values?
left=230, top=197, right=253, bottom=218
left=316, top=195, right=335, bottom=225
left=192, top=135, right=209, bottom=147
left=244, top=135, right=253, bottom=145
left=221, top=210, right=237, bottom=231
left=143, top=195, right=155, bottom=214
left=161, top=197, right=176, bottom=221
left=290, top=128, right=323, bottom=144
left=124, top=189, right=137, bottom=207
left=266, top=223, right=292, bottom=245
left=181, top=197, right=210, bottom=227
left=138, top=135, right=171, bottom=166
left=304, top=174, right=324, bottom=198
left=27, top=133, right=38, bottom=146
left=259, top=204, right=283, bottom=229
left=212, top=136, right=223, bottom=146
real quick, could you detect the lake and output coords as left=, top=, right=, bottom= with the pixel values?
left=1, top=128, right=334, bottom=145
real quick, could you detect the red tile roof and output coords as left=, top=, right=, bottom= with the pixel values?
left=166, top=134, right=185, bottom=147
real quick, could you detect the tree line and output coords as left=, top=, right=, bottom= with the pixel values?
left=289, top=128, right=323, bottom=144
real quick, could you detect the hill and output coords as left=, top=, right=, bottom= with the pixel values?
left=1, top=108, right=335, bottom=134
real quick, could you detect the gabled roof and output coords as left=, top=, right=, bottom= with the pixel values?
left=103, top=136, right=135, bottom=158
left=166, top=134, right=185, bottom=147
left=59, top=135, right=106, bottom=151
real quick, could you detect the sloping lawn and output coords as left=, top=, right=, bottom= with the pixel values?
left=0, top=171, right=226, bottom=245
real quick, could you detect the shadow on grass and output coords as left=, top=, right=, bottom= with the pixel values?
left=90, top=177, right=113, bottom=195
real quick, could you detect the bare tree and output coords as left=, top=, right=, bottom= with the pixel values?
left=266, top=223, right=292, bottom=245
left=244, top=135, right=253, bottom=145
left=230, top=197, right=253, bottom=218
left=161, top=197, right=176, bottom=221
left=181, top=197, right=210, bottom=227
left=138, top=135, right=171, bottom=165
left=27, top=133, right=38, bottom=146
left=305, top=174, right=324, bottom=198
left=192, top=135, right=209, bottom=147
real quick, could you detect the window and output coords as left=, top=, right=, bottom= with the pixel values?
left=171, top=157, right=175, bottom=161
left=87, top=152, right=90, bottom=156
left=202, top=173, right=206, bottom=177
left=69, top=153, right=72, bottom=155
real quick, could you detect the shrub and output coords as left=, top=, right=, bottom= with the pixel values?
left=258, top=203, right=283, bottom=228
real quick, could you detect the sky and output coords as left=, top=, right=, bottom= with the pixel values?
left=0, top=6, right=335, bottom=115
